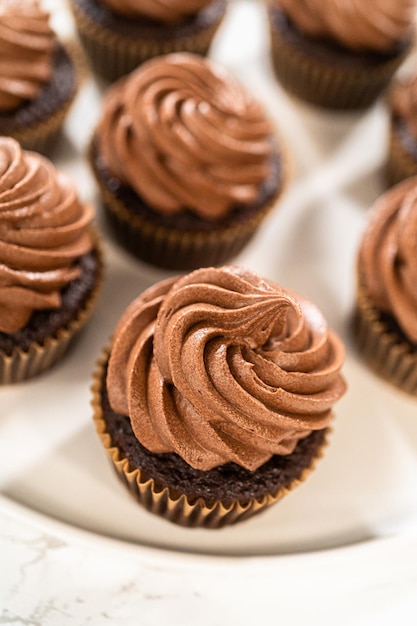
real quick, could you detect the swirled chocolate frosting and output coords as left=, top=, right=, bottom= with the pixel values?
left=0, top=0, right=55, bottom=112
left=96, top=53, right=276, bottom=220
left=276, top=0, right=416, bottom=52
left=99, top=0, right=213, bottom=22
left=107, top=266, right=346, bottom=471
left=0, top=137, right=94, bottom=334
left=359, top=177, right=417, bottom=344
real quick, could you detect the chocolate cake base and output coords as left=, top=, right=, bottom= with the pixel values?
left=96, top=358, right=328, bottom=515
left=0, top=242, right=103, bottom=384
left=90, top=138, right=283, bottom=270
left=269, top=7, right=412, bottom=110
left=0, top=43, right=77, bottom=153
left=386, top=118, right=417, bottom=187
left=72, top=0, right=226, bottom=40
left=71, top=0, right=226, bottom=82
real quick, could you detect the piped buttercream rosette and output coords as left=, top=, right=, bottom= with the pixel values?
left=98, top=53, right=276, bottom=221
left=0, top=137, right=94, bottom=334
left=277, top=0, right=417, bottom=53
left=355, top=176, right=417, bottom=394
left=107, top=266, right=346, bottom=471
left=0, top=137, right=101, bottom=383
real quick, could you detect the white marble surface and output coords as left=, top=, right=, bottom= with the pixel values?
left=2, top=494, right=417, bottom=625
left=3, top=1, right=417, bottom=622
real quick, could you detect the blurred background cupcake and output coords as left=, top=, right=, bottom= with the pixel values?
left=90, top=53, right=288, bottom=271
left=354, top=176, right=417, bottom=395
left=0, top=137, right=103, bottom=384
left=70, top=0, right=227, bottom=82
left=386, top=73, right=417, bottom=187
left=0, top=0, right=78, bottom=153
left=267, top=0, right=417, bottom=110
left=92, top=266, right=346, bottom=528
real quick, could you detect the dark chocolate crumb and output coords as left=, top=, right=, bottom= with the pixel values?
left=100, top=361, right=328, bottom=503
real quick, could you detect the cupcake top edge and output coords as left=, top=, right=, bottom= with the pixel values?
left=273, top=0, right=417, bottom=53
left=106, top=265, right=346, bottom=472
left=0, top=0, right=56, bottom=113
left=0, top=137, right=95, bottom=334
left=98, top=0, right=216, bottom=22
left=390, top=74, right=417, bottom=142
left=94, top=52, right=281, bottom=221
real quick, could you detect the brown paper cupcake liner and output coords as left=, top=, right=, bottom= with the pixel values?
left=91, top=349, right=330, bottom=529
left=71, top=0, right=225, bottom=82
left=0, top=235, right=104, bottom=385
left=385, top=122, right=417, bottom=188
left=353, top=279, right=417, bottom=395
left=91, top=138, right=289, bottom=270
left=100, top=180, right=280, bottom=271
left=268, top=9, right=411, bottom=110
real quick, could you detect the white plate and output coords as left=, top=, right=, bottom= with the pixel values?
left=2, top=0, right=417, bottom=564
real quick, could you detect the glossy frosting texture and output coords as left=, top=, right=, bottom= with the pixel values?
left=359, top=177, right=417, bottom=343
left=0, top=0, right=55, bottom=112
left=97, top=53, right=276, bottom=220
left=99, top=0, right=212, bottom=22
left=277, top=0, right=416, bottom=52
left=107, top=266, right=346, bottom=471
left=0, top=138, right=94, bottom=334
left=390, top=75, right=417, bottom=140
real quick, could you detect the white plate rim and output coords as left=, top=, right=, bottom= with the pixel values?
left=3, top=490, right=417, bottom=575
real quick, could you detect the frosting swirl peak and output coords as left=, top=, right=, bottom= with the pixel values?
left=0, top=137, right=94, bottom=334
left=97, top=53, right=276, bottom=220
left=107, top=266, right=346, bottom=471
left=277, top=0, right=416, bottom=52
left=0, top=0, right=55, bottom=112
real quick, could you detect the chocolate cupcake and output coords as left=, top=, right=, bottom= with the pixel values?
left=90, top=53, right=287, bottom=271
left=0, top=0, right=78, bottom=153
left=70, top=0, right=226, bottom=82
left=0, top=137, right=103, bottom=384
left=92, top=266, right=346, bottom=528
left=354, top=176, right=417, bottom=394
left=268, top=0, right=416, bottom=110
left=386, top=74, right=417, bottom=187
